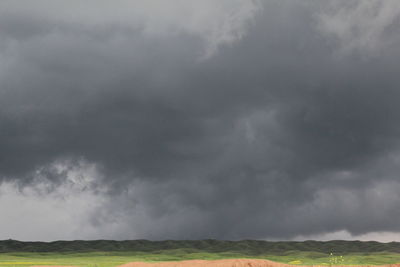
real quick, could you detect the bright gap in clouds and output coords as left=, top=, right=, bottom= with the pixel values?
left=0, top=160, right=107, bottom=241
left=0, top=181, right=101, bottom=241
left=294, top=230, right=400, bottom=243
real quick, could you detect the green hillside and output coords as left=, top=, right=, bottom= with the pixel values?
left=0, top=240, right=400, bottom=267
left=1, top=239, right=400, bottom=254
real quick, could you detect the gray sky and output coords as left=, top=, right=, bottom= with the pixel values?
left=1, top=0, right=400, bottom=241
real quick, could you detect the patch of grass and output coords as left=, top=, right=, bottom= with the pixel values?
left=1, top=240, right=400, bottom=267
left=1, top=240, right=400, bottom=254
left=0, top=250, right=400, bottom=267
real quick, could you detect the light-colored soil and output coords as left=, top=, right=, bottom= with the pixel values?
left=118, top=259, right=400, bottom=267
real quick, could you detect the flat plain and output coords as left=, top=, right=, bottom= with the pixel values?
left=1, top=240, right=400, bottom=267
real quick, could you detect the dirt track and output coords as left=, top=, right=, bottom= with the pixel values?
left=118, top=259, right=400, bottom=267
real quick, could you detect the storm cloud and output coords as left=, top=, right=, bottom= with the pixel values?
left=1, top=0, right=400, bottom=241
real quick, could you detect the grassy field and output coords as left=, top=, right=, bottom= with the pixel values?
left=1, top=250, right=400, bottom=267
left=1, top=240, right=400, bottom=267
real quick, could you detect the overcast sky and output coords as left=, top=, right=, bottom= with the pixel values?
left=1, top=0, right=400, bottom=242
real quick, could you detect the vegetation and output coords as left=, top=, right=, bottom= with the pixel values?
left=0, top=240, right=399, bottom=267
left=1, top=240, right=400, bottom=254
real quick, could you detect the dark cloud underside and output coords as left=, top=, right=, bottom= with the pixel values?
left=1, top=0, right=400, bottom=240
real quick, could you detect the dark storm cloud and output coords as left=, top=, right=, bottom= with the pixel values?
left=1, top=0, right=400, bottom=240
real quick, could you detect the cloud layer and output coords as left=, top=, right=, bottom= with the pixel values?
left=1, top=0, right=400, bottom=241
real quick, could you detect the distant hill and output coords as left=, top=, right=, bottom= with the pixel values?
left=1, top=239, right=400, bottom=254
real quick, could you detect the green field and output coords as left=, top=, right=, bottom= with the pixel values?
left=1, top=250, right=400, bottom=267
left=1, top=240, right=400, bottom=267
